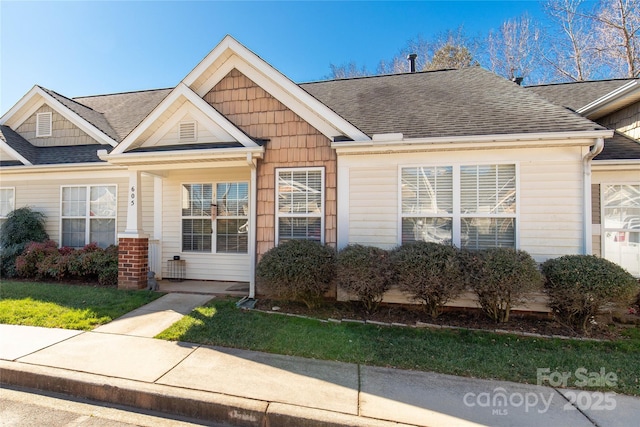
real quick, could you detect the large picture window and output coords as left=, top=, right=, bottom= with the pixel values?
left=276, top=168, right=324, bottom=244
left=401, top=164, right=516, bottom=249
left=61, top=185, right=117, bottom=248
left=602, top=184, right=639, bottom=276
left=181, top=182, right=249, bottom=253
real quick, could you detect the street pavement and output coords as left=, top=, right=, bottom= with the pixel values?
left=1, top=293, right=638, bottom=426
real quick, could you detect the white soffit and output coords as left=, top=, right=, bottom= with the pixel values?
left=182, top=35, right=370, bottom=142
left=139, top=102, right=238, bottom=148
left=113, top=83, right=256, bottom=154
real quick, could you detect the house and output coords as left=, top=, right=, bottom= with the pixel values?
left=1, top=36, right=638, bottom=305
left=528, top=79, right=640, bottom=276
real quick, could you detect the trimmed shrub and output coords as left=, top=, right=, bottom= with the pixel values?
left=392, top=241, right=465, bottom=319
left=256, top=240, right=336, bottom=308
left=461, top=248, right=543, bottom=323
left=15, top=241, right=119, bottom=286
left=0, top=207, right=48, bottom=277
left=15, top=240, right=59, bottom=279
left=337, top=244, right=394, bottom=313
left=542, top=255, right=639, bottom=332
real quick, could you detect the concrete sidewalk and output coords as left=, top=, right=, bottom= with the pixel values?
left=1, top=295, right=638, bottom=426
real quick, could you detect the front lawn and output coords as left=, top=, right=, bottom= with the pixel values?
left=157, top=298, right=640, bottom=396
left=0, top=281, right=162, bottom=330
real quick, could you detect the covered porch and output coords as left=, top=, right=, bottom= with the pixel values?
left=100, top=146, right=264, bottom=297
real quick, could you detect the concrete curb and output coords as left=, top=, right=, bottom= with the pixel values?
left=0, top=361, right=411, bottom=427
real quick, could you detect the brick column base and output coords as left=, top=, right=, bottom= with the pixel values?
left=118, top=237, right=149, bottom=290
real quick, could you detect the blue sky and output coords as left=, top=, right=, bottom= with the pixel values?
left=1, top=1, right=555, bottom=115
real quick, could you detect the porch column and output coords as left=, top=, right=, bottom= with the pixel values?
left=118, top=170, right=149, bottom=290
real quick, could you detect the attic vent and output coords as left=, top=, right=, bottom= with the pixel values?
left=36, top=112, right=52, bottom=137
left=179, top=121, right=197, bottom=141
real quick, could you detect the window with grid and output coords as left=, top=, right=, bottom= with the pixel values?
left=401, top=164, right=516, bottom=249
left=602, top=184, right=639, bottom=276
left=401, top=166, right=453, bottom=245
left=182, top=184, right=213, bottom=252
left=0, top=187, right=15, bottom=234
left=460, top=164, right=516, bottom=250
left=216, top=182, right=248, bottom=253
left=276, top=168, right=324, bottom=243
left=61, top=185, right=117, bottom=248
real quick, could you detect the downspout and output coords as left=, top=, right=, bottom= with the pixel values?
left=583, top=137, right=604, bottom=255
left=247, top=153, right=257, bottom=299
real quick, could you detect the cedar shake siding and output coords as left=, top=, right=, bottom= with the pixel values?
left=16, top=105, right=99, bottom=147
left=203, top=69, right=337, bottom=259
left=599, top=101, right=640, bottom=140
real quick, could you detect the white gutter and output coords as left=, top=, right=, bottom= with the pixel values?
left=577, top=80, right=639, bottom=118
left=0, top=162, right=124, bottom=174
left=246, top=152, right=258, bottom=299
left=332, top=130, right=613, bottom=151
left=583, top=137, right=605, bottom=255
left=99, top=146, right=264, bottom=165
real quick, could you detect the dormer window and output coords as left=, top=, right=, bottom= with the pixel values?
left=179, top=121, right=197, bottom=142
left=36, top=112, right=52, bottom=137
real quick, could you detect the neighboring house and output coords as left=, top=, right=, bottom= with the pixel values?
left=0, top=36, right=637, bottom=305
left=528, top=79, right=640, bottom=276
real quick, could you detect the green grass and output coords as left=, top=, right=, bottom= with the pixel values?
left=157, top=298, right=640, bottom=396
left=0, top=281, right=162, bottom=330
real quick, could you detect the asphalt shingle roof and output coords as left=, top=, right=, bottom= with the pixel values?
left=596, top=131, right=640, bottom=161
left=301, top=67, right=604, bottom=139
left=40, top=87, right=120, bottom=142
left=74, top=89, right=172, bottom=141
left=0, top=125, right=38, bottom=163
left=526, top=79, right=635, bottom=112
left=1, top=125, right=111, bottom=165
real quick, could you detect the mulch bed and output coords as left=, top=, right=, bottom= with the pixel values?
left=254, top=298, right=640, bottom=341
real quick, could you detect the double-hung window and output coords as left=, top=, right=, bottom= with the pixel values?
left=401, top=164, right=516, bottom=249
left=182, top=184, right=213, bottom=252
left=602, top=184, right=639, bottom=276
left=181, top=182, right=249, bottom=253
left=61, top=185, right=117, bottom=248
left=216, top=182, right=249, bottom=253
left=276, top=168, right=324, bottom=244
left=0, top=187, right=15, bottom=232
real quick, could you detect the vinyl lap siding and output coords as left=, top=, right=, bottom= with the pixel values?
left=0, top=172, right=141, bottom=246
left=519, top=161, right=583, bottom=261
left=161, top=168, right=251, bottom=281
left=341, top=147, right=585, bottom=262
left=348, top=167, right=398, bottom=248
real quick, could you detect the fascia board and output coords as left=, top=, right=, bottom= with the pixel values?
left=180, top=84, right=257, bottom=147
left=0, top=85, right=42, bottom=125
left=182, top=35, right=236, bottom=87
left=577, top=80, right=640, bottom=118
left=103, top=146, right=264, bottom=166
left=143, top=101, right=237, bottom=147
left=332, top=130, right=614, bottom=153
left=592, top=160, right=640, bottom=171
left=115, top=84, right=255, bottom=155
left=0, top=162, right=122, bottom=174
left=1, top=86, right=118, bottom=147
left=0, top=140, right=32, bottom=165
left=183, top=36, right=370, bottom=142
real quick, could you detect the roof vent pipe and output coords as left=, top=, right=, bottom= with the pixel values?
left=408, top=53, right=417, bottom=73
left=512, top=76, right=524, bottom=85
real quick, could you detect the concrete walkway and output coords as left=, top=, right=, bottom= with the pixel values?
left=1, top=295, right=638, bottom=427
